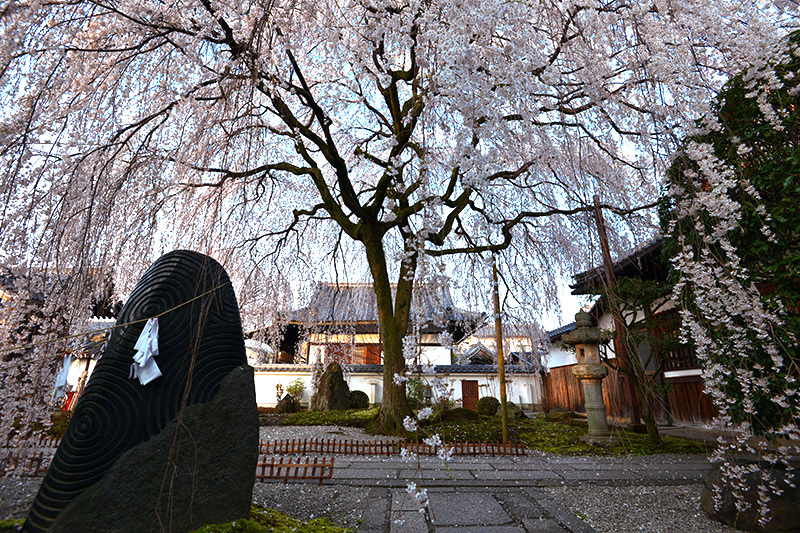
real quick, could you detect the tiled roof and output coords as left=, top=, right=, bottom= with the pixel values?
left=546, top=322, right=576, bottom=340
left=471, top=323, right=543, bottom=339
left=282, top=282, right=485, bottom=328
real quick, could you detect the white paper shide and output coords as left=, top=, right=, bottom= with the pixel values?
left=130, top=317, right=161, bottom=385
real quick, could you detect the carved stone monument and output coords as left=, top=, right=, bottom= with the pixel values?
left=24, top=250, right=258, bottom=532
left=563, top=310, right=619, bottom=446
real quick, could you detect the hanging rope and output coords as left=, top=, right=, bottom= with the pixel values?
left=0, top=281, right=232, bottom=370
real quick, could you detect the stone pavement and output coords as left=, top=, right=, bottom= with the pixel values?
left=324, top=452, right=714, bottom=533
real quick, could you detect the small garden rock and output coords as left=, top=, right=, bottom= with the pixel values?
left=701, top=460, right=800, bottom=532
left=275, top=394, right=298, bottom=414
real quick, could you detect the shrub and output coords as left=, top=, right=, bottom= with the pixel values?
left=349, top=390, right=370, bottom=409
left=435, top=396, right=456, bottom=411
left=406, top=377, right=425, bottom=404
left=48, top=411, right=71, bottom=439
left=286, top=378, right=306, bottom=400
left=476, top=396, right=500, bottom=416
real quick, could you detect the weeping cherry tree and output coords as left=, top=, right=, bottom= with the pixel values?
left=0, top=0, right=796, bottom=435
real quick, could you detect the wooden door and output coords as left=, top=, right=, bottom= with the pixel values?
left=462, top=380, right=479, bottom=411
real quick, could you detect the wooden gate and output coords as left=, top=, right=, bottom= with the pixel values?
left=461, top=380, right=478, bottom=411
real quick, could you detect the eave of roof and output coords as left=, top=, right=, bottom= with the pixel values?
left=280, top=282, right=485, bottom=328
left=570, top=237, right=663, bottom=295
left=546, top=322, right=576, bottom=341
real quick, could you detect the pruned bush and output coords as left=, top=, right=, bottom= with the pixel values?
left=349, top=390, right=370, bottom=409
left=476, top=396, right=500, bottom=416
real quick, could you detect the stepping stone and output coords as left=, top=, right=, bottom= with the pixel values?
left=428, top=492, right=511, bottom=526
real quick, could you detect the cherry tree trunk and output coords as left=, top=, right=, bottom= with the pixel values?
left=362, top=232, right=412, bottom=435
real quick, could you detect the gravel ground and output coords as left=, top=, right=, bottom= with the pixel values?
left=0, top=426, right=388, bottom=529
left=543, top=485, right=737, bottom=533
left=253, top=424, right=399, bottom=530
left=1, top=426, right=737, bottom=532
left=259, top=424, right=401, bottom=442
left=0, top=476, right=41, bottom=521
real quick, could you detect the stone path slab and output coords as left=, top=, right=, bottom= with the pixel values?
left=321, top=447, right=716, bottom=532
left=428, top=492, right=511, bottom=526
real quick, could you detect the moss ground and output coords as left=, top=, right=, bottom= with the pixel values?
left=277, top=408, right=380, bottom=428
left=192, top=505, right=352, bottom=533
left=267, top=407, right=709, bottom=456
left=418, top=413, right=709, bottom=456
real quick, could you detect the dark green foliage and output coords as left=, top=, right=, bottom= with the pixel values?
left=0, top=519, right=23, bottom=532
left=405, top=377, right=425, bottom=407
left=662, top=31, right=800, bottom=437
left=281, top=408, right=380, bottom=427
left=47, top=412, right=71, bottom=439
left=435, top=407, right=480, bottom=422
left=476, top=396, right=500, bottom=416
left=349, top=390, right=370, bottom=409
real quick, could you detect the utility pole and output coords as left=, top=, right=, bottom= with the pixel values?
left=492, top=254, right=510, bottom=444
left=592, top=195, right=641, bottom=425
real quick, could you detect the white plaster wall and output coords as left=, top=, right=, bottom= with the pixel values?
left=253, top=370, right=315, bottom=406
left=347, top=374, right=383, bottom=405
left=253, top=368, right=385, bottom=407
left=544, top=346, right=577, bottom=369
left=252, top=368, right=544, bottom=409
left=67, top=358, right=97, bottom=388
left=419, top=346, right=452, bottom=365
left=446, top=373, right=543, bottom=409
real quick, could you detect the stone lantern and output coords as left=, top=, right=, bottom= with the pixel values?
left=563, top=310, right=619, bottom=446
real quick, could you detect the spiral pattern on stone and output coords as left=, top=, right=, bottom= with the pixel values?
left=24, top=250, right=246, bottom=532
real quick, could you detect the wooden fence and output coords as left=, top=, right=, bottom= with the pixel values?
left=259, top=438, right=526, bottom=457
left=665, top=376, right=717, bottom=424
left=1, top=436, right=61, bottom=477
left=1, top=450, right=51, bottom=476
left=255, top=456, right=334, bottom=485
left=544, top=364, right=717, bottom=424
left=543, top=364, right=626, bottom=418
left=2, top=434, right=526, bottom=480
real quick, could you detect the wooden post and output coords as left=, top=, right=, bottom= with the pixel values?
left=592, top=195, right=641, bottom=424
left=492, top=254, right=510, bottom=444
